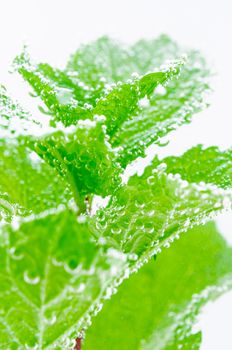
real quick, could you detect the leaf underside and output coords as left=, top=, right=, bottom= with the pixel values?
left=84, top=222, right=232, bottom=350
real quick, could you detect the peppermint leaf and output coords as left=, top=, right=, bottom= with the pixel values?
left=84, top=222, right=232, bottom=350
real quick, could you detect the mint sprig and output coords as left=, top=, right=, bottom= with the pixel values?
left=0, top=35, right=231, bottom=350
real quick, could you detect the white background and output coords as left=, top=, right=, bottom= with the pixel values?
left=0, top=1, right=232, bottom=348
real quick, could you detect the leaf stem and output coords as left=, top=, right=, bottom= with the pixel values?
left=74, top=337, right=82, bottom=350
left=68, top=171, right=87, bottom=214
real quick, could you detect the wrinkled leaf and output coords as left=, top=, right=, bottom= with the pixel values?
left=0, top=140, right=70, bottom=222
left=91, top=146, right=232, bottom=256
left=27, top=118, right=122, bottom=198
left=150, top=145, right=232, bottom=189
left=14, top=50, right=92, bottom=127
left=113, top=51, right=209, bottom=167
left=0, top=210, right=130, bottom=349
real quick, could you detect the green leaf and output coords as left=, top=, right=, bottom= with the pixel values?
left=14, top=49, right=92, bottom=127
left=150, top=145, right=232, bottom=189
left=93, top=58, right=184, bottom=137
left=0, top=140, right=70, bottom=223
left=91, top=146, right=232, bottom=256
left=36, top=63, right=88, bottom=107
left=14, top=37, right=208, bottom=169
left=67, top=36, right=136, bottom=89
left=0, top=87, right=122, bottom=204
left=67, top=35, right=181, bottom=86
left=0, top=208, right=151, bottom=349
left=113, top=51, right=209, bottom=167
left=0, top=88, right=71, bottom=222
left=27, top=117, right=122, bottom=198
left=14, top=45, right=185, bottom=138
left=131, top=34, right=186, bottom=73
left=83, top=222, right=232, bottom=350
left=67, top=35, right=210, bottom=167
left=0, top=210, right=118, bottom=349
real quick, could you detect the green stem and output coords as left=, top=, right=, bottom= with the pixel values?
left=68, top=172, right=87, bottom=214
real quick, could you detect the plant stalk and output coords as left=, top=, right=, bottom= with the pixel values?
left=74, top=337, right=82, bottom=350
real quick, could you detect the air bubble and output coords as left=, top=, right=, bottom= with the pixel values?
left=147, top=176, right=155, bottom=185
left=164, top=242, right=170, bottom=248
left=107, top=248, right=127, bottom=261
left=139, top=97, right=150, bottom=107
left=45, top=313, right=57, bottom=326
left=154, top=84, right=167, bottom=96
left=104, top=287, right=116, bottom=299
left=145, top=224, right=155, bottom=234
left=131, top=72, right=139, bottom=79
left=157, top=163, right=167, bottom=171
left=77, top=283, right=86, bottom=293
left=146, top=210, right=155, bottom=217
left=95, top=303, right=103, bottom=313
left=64, top=261, right=82, bottom=275
left=77, top=215, right=87, bottom=224
left=111, top=227, right=122, bottom=235
left=23, top=271, right=40, bottom=285
left=52, top=258, right=63, bottom=267
left=128, top=253, right=138, bottom=261
left=9, top=247, right=24, bottom=260
left=135, top=199, right=145, bottom=209
left=98, top=237, right=107, bottom=245
left=11, top=216, right=20, bottom=230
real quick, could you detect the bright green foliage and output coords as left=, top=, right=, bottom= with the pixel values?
left=150, top=145, right=232, bottom=189
left=84, top=223, right=232, bottom=350
left=27, top=118, right=122, bottom=198
left=0, top=140, right=70, bottom=223
left=67, top=36, right=184, bottom=86
left=15, top=45, right=185, bottom=137
left=91, top=146, right=232, bottom=256
left=113, top=50, right=209, bottom=166
left=67, top=36, right=136, bottom=88
left=14, top=36, right=206, bottom=168
left=93, top=59, right=184, bottom=136
left=0, top=210, right=130, bottom=349
left=0, top=36, right=231, bottom=350
left=68, top=36, right=210, bottom=166
left=14, top=50, right=92, bottom=127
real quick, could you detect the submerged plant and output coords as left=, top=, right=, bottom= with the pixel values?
left=0, top=35, right=232, bottom=349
